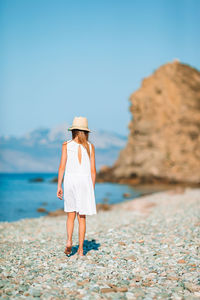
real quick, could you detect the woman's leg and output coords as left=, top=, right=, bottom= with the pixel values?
left=77, top=213, right=86, bottom=254
left=66, top=211, right=76, bottom=246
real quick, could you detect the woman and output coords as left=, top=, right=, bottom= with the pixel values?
left=57, top=116, right=97, bottom=256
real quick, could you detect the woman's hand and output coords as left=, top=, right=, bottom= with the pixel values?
left=57, top=186, right=63, bottom=200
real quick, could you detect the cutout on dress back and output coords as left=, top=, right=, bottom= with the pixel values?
left=78, top=145, right=82, bottom=165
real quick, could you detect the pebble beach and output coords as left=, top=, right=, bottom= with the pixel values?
left=0, top=187, right=200, bottom=299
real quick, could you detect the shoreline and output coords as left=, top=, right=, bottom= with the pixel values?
left=1, top=185, right=198, bottom=223
left=47, top=184, right=188, bottom=216
left=0, top=182, right=180, bottom=223
left=96, top=176, right=200, bottom=188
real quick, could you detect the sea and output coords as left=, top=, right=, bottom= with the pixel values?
left=0, top=173, right=146, bottom=223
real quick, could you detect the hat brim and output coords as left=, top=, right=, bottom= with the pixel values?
left=68, top=127, right=91, bottom=132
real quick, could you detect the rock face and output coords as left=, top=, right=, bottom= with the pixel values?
left=97, top=61, right=200, bottom=185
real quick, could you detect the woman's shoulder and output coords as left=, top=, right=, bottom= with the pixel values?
left=62, top=139, right=73, bottom=145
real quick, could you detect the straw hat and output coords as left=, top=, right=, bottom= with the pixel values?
left=68, top=116, right=91, bottom=132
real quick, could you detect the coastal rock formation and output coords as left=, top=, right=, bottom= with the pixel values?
left=97, top=61, right=200, bottom=185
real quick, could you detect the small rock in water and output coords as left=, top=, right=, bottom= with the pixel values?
left=37, top=207, right=47, bottom=213
left=123, top=193, right=131, bottom=198
left=29, top=177, right=44, bottom=182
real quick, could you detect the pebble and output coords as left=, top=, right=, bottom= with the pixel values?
left=0, top=187, right=199, bottom=299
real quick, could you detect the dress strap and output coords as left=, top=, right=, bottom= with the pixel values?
left=89, top=142, right=92, bottom=158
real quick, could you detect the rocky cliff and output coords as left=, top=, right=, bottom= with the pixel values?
left=97, top=61, right=200, bottom=185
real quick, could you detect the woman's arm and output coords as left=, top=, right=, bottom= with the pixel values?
left=90, top=143, right=96, bottom=189
left=57, top=142, right=67, bottom=199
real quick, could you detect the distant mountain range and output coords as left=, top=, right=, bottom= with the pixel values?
left=0, top=122, right=127, bottom=173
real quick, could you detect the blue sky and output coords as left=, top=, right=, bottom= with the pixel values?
left=1, top=0, right=199, bottom=137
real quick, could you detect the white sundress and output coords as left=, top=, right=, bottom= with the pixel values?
left=63, top=139, right=97, bottom=215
